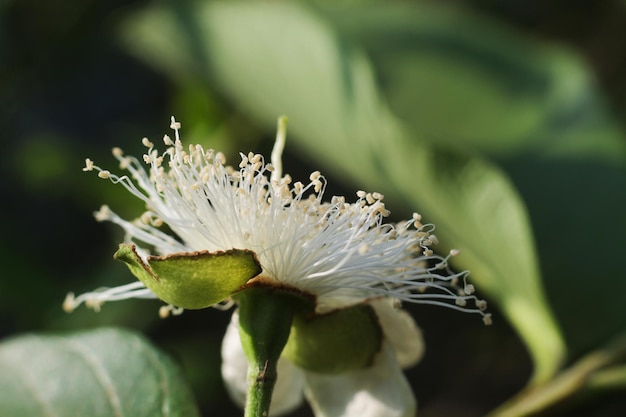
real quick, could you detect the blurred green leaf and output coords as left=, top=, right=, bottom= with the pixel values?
left=0, top=327, right=200, bottom=417
left=323, top=2, right=626, bottom=357
left=320, top=3, right=626, bottom=162
left=120, top=1, right=565, bottom=382
left=589, top=365, right=626, bottom=391
left=488, top=333, right=626, bottom=417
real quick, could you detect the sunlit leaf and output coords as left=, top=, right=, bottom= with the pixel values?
left=0, top=327, right=200, bottom=417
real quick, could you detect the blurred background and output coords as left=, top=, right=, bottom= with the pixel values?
left=2, top=0, right=626, bottom=416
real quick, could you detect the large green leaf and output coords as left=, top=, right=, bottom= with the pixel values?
left=319, top=3, right=626, bottom=162
left=317, top=3, right=626, bottom=358
left=120, top=1, right=565, bottom=382
left=0, top=327, right=200, bottom=417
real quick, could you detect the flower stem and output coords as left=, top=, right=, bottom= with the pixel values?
left=245, top=358, right=279, bottom=417
left=234, top=284, right=309, bottom=417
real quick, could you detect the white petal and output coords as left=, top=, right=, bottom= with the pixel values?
left=221, top=311, right=305, bottom=416
left=304, top=343, right=416, bottom=417
left=370, top=298, right=424, bottom=368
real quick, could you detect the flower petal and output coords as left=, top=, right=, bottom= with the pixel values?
left=370, top=298, right=424, bottom=368
left=221, top=311, right=305, bottom=416
left=303, top=343, right=416, bottom=417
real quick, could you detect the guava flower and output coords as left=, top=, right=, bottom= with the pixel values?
left=64, top=117, right=490, bottom=417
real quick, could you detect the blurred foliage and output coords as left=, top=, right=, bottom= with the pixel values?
left=1, top=0, right=626, bottom=416
left=0, top=328, right=201, bottom=417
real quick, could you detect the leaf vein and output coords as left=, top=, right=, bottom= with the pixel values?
left=61, top=338, right=124, bottom=417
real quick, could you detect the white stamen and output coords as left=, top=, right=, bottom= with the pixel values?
left=70, top=117, right=489, bottom=323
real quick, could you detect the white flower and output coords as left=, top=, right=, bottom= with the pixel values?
left=222, top=298, right=423, bottom=417
left=65, top=117, right=490, bottom=417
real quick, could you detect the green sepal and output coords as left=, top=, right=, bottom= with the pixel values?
left=114, top=243, right=262, bottom=309
left=283, top=303, right=383, bottom=374
left=233, top=285, right=312, bottom=364
left=233, top=285, right=311, bottom=416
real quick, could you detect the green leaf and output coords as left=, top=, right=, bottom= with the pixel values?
left=321, top=3, right=626, bottom=162
left=120, top=1, right=565, bottom=382
left=325, top=2, right=626, bottom=356
left=115, top=243, right=262, bottom=309
left=487, top=332, right=626, bottom=416
left=0, top=327, right=200, bottom=417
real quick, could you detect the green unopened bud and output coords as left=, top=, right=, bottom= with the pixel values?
left=114, top=243, right=262, bottom=309
left=283, top=303, right=383, bottom=374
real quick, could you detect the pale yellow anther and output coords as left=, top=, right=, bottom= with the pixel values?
left=62, top=293, right=76, bottom=313
left=371, top=201, right=389, bottom=217
left=112, top=147, right=124, bottom=157
left=94, top=205, right=111, bottom=222
left=170, top=117, right=181, bottom=131
left=163, top=135, right=174, bottom=146
left=449, top=248, right=461, bottom=257
left=357, top=190, right=367, bottom=198
left=309, top=171, right=321, bottom=182
left=86, top=298, right=104, bottom=312
left=424, top=249, right=434, bottom=256
left=119, top=157, right=130, bottom=170
left=483, top=314, right=493, bottom=326
left=159, top=305, right=170, bottom=319
left=83, top=158, right=95, bottom=172
left=142, top=137, right=154, bottom=148
left=98, top=170, right=111, bottom=179
left=476, top=300, right=488, bottom=311
left=140, top=212, right=151, bottom=224
left=464, top=284, right=475, bottom=295
left=455, top=298, right=467, bottom=307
